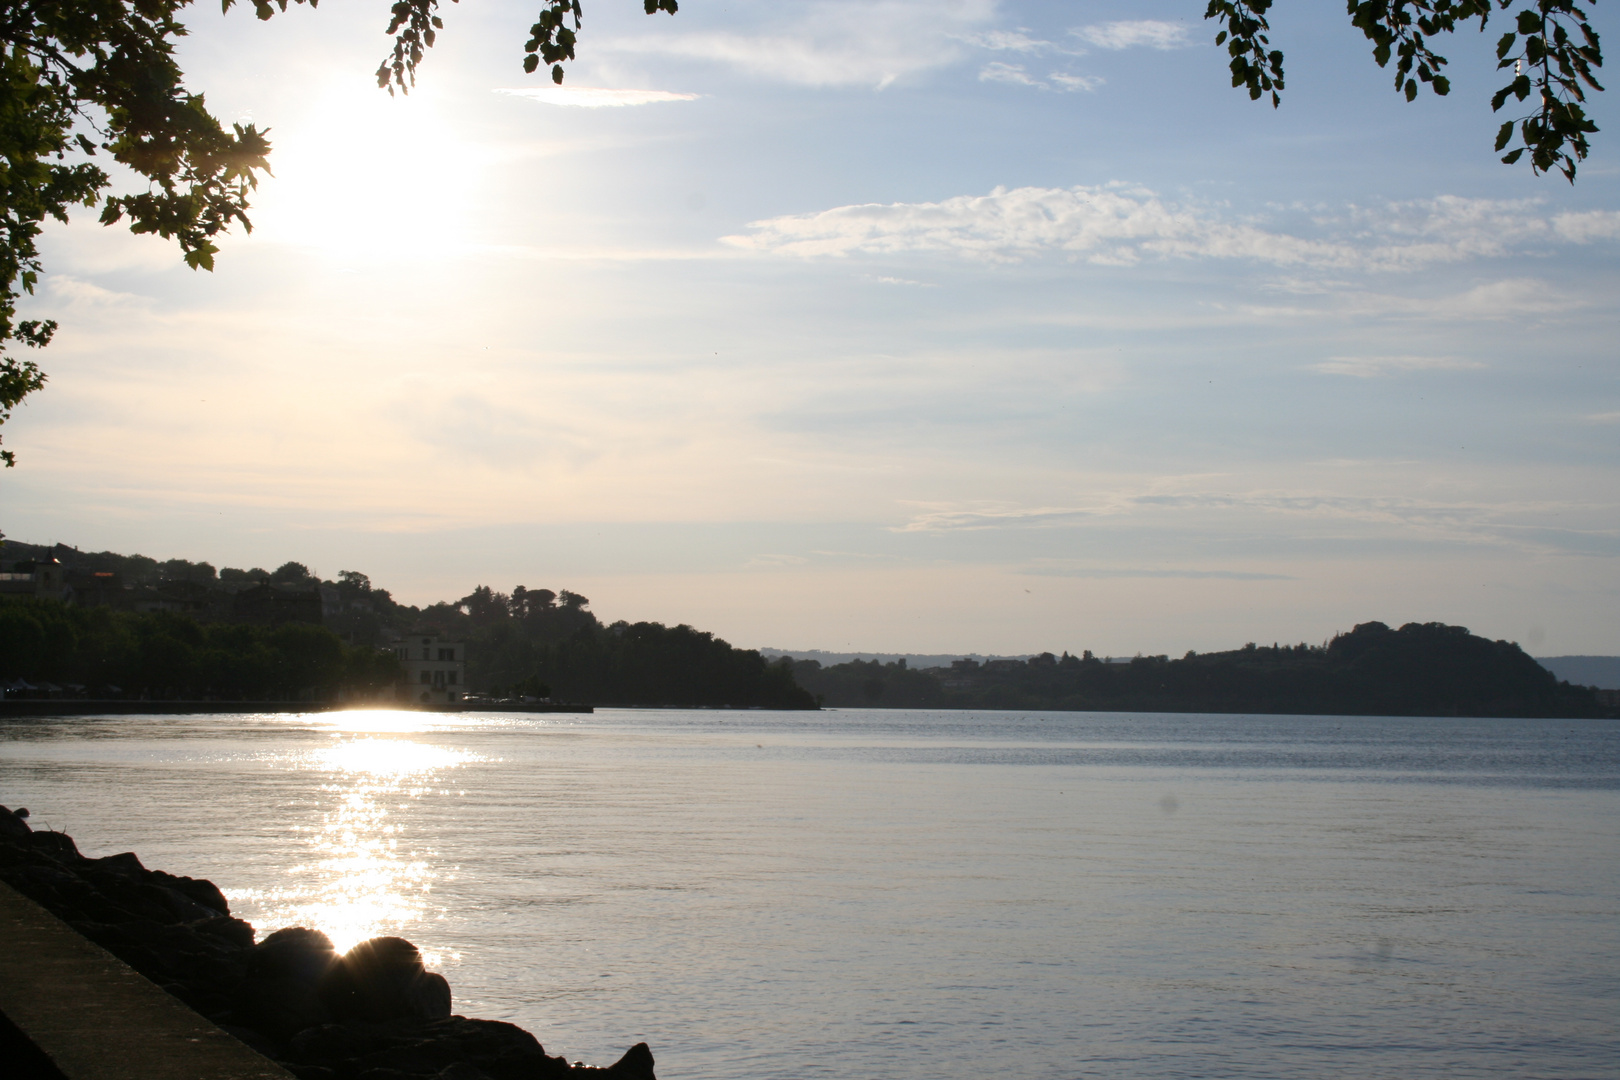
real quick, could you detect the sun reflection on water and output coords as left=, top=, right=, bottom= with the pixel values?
left=243, top=734, right=482, bottom=955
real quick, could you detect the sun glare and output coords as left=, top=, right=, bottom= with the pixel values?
left=252, top=79, right=485, bottom=260
left=318, top=708, right=439, bottom=736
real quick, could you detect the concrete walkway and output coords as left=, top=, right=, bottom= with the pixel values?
left=0, top=880, right=291, bottom=1080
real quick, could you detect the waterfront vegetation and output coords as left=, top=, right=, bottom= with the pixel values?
left=1, top=541, right=1607, bottom=715
left=408, top=585, right=816, bottom=709
left=0, top=598, right=399, bottom=699
left=788, top=621, right=1608, bottom=718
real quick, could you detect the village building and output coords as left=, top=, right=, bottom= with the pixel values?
left=383, top=631, right=468, bottom=704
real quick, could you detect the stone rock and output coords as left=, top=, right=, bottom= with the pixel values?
left=240, top=927, right=340, bottom=1038
left=321, top=937, right=453, bottom=1024
left=154, top=869, right=231, bottom=916
left=193, top=914, right=257, bottom=949
left=435, top=1064, right=494, bottom=1080
left=29, top=829, right=81, bottom=861
left=605, top=1043, right=655, bottom=1079
left=0, top=804, right=33, bottom=839
left=94, top=851, right=146, bottom=876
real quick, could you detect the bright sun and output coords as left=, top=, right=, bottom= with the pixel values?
left=251, top=78, right=484, bottom=260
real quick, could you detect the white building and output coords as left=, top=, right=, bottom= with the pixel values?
left=387, top=632, right=467, bottom=704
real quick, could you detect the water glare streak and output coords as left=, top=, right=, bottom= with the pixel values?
left=249, top=736, right=480, bottom=952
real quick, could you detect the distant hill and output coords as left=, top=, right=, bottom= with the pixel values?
left=1537, top=656, right=1620, bottom=689
left=785, top=622, right=1608, bottom=718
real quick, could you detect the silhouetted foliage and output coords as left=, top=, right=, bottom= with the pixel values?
left=0, top=597, right=397, bottom=699
left=1, top=0, right=273, bottom=466
left=519, top=621, right=814, bottom=708
left=789, top=621, right=1605, bottom=718
left=269, top=561, right=315, bottom=585
left=440, top=584, right=812, bottom=707
left=1209, top=1, right=1603, bottom=180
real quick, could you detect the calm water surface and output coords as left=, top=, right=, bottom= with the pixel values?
left=2, top=709, right=1616, bottom=1079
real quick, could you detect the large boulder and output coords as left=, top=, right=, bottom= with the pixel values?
left=0, top=804, right=32, bottom=840
left=321, top=937, right=453, bottom=1024
left=239, top=926, right=341, bottom=1038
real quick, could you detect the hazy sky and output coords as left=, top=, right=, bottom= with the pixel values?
left=6, top=0, right=1618, bottom=656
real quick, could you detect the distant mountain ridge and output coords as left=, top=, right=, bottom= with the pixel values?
left=1536, top=656, right=1620, bottom=689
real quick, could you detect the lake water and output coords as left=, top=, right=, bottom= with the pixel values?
left=2, top=709, right=1617, bottom=1079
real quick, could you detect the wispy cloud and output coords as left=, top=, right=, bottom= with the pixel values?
left=1023, top=566, right=1295, bottom=581
left=1552, top=209, right=1620, bottom=242
left=725, top=185, right=1616, bottom=271
left=1049, top=72, right=1104, bottom=92
left=958, top=29, right=1053, bottom=53
left=889, top=490, right=1620, bottom=558
left=497, top=87, right=700, bottom=108
left=892, top=504, right=1106, bottom=532
left=978, top=61, right=1041, bottom=87
left=1587, top=410, right=1620, bottom=423
left=45, top=276, right=150, bottom=307
left=1071, top=21, right=1192, bottom=51
left=979, top=62, right=1101, bottom=92
left=602, top=0, right=997, bottom=89
left=1310, top=355, right=1486, bottom=377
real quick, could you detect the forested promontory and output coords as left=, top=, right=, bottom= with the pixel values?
left=787, top=622, right=1609, bottom=719
left=0, top=542, right=812, bottom=709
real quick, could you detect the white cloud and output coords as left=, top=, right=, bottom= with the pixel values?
left=959, top=29, right=1052, bottom=53
left=45, top=276, right=150, bottom=307
left=979, top=61, right=1041, bottom=88
left=1049, top=72, right=1104, bottom=92
left=1427, top=277, right=1585, bottom=318
left=496, top=87, right=700, bottom=108
left=1072, top=21, right=1192, bottom=51
left=726, top=185, right=1617, bottom=271
left=1552, top=209, right=1620, bottom=242
left=1587, top=411, right=1620, bottom=423
left=1310, top=355, right=1485, bottom=377
left=602, top=0, right=997, bottom=88
left=979, top=63, right=1100, bottom=92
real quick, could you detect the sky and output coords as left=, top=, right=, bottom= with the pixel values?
left=5, top=0, right=1618, bottom=657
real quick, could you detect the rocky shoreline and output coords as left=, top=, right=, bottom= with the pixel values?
left=0, top=804, right=654, bottom=1080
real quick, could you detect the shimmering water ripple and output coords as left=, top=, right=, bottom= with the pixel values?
left=2, top=710, right=1616, bottom=1079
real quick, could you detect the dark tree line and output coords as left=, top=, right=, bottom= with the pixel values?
left=0, top=598, right=399, bottom=700
left=515, top=621, right=813, bottom=708
left=422, top=583, right=814, bottom=708
left=790, top=622, right=1608, bottom=718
